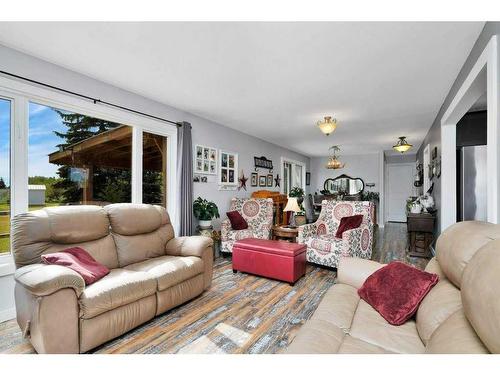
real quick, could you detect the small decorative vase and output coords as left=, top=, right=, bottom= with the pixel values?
left=199, top=219, right=212, bottom=228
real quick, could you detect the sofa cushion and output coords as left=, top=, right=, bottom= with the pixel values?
left=47, top=206, right=110, bottom=244
left=124, top=255, right=204, bottom=291
left=105, top=203, right=164, bottom=235
left=338, top=335, right=394, bottom=354
left=349, top=300, right=425, bottom=353
left=358, top=261, right=439, bottom=325
left=286, top=319, right=345, bottom=354
left=78, top=269, right=157, bottom=319
left=436, top=221, right=500, bottom=288
left=425, top=309, right=489, bottom=354
left=112, top=227, right=172, bottom=267
left=11, top=206, right=117, bottom=269
left=310, top=283, right=360, bottom=330
left=461, top=240, right=500, bottom=353
left=416, top=277, right=462, bottom=344
left=41, top=247, right=110, bottom=285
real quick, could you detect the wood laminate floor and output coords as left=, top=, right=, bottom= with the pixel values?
left=0, top=222, right=427, bottom=354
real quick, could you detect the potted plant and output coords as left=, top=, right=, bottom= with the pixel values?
left=193, top=197, right=220, bottom=228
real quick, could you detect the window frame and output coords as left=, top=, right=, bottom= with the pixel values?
left=0, top=75, right=178, bottom=263
left=280, top=157, right=306, bottom=196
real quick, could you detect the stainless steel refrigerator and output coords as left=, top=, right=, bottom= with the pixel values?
left=458, top=145, right=487, bottom=221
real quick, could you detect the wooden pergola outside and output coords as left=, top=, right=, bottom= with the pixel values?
left=49, top=126, right=167, bottom=206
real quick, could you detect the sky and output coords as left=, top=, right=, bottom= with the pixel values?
left=0, top=101, right=68, bottom=186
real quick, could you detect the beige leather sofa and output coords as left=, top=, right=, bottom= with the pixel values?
left=12, top=204, right=213, bottom=354
left=287, top=221, right=500, bottom=354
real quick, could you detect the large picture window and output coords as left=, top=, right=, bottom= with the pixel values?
left=28, top=102, right=133, bottom=207
left=0, top=98, right=11, bottom=254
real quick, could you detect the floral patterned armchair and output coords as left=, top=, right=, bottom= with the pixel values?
left=298, top=200, right=374, bottom=268
left=221, top=197, right=274, bottom=253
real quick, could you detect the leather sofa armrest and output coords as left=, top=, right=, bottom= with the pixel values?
left=15, top=263, right=85, bottom=297
left=337, top=257, right=385, bottom=289
left=165, top=236, right=214, bottom=289
left=165, top=236, right=213, bottom=258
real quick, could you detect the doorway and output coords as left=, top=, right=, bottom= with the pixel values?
left=386, top=163, right=415, bottom=222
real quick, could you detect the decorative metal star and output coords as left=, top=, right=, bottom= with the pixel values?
left=274, top=174, right=281, bottom=187
left=238, top=171, right=248, bottom=191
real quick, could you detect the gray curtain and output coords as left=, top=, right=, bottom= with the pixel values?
left=177, top=121, right=193, bottom=236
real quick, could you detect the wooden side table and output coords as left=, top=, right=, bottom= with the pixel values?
left=407, top=213, right=435, bottom=258
left=272, top=225, right=299, bottom=243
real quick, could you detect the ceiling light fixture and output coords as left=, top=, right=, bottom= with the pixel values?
left=317, top=116, right=337, bottom=136
left=326, top=145, right=345, bottom=169
left=393, top=136, right=413, bottom=153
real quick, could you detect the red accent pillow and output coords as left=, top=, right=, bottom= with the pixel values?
left=335, top=214, right=364, bottom=239
left=41, top=247, right=110, bottom=285
left=358, top=261, right=439, bottom=325
left=226, top=211, right=248, bottom=230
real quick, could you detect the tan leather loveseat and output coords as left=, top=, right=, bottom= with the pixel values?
left=12, top=204, right=213, bottom=354
left=287, top=221, right=500, bottom=354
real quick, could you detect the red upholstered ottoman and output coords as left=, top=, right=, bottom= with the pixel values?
left=232, top=238, right=307, bottom=285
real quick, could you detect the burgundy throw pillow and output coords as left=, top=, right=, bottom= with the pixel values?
left=226, top=211, right=248, bottom=230
left=335, top=214, right=364, bottom=239
left=41, top=247, right=110, bottom=285
left=358, top=261, right=439, bottom=325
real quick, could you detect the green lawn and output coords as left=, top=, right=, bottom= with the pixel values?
left=0, top=203, right=61, bottom=254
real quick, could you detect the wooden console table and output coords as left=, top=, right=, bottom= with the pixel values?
left=407, top=213, right=435, bottom=258
left=251, top=190, right=288, bottom=226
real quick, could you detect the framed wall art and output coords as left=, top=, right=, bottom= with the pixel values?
left=194, top=144, right=217, bottom=175
left=259, top=175, right=267, bottom=187
left=219, top=150, right=239, bottom=189
left=251, top=172, right=258, bottom=187
left=267, top=174, right=273, bottom=187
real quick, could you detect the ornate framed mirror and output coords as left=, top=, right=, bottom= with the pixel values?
left=323, top=174, right=365, bottom=196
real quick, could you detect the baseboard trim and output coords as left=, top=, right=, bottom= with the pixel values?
left=0, top=307, right=15, bottom=323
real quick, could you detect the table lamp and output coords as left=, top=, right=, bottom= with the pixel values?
left=284, top=197, right=301, bottom=228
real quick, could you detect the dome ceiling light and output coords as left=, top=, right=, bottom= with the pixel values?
left=393, top=136, right=413, bottom=153
left=317, top=116, right=337, bottom=136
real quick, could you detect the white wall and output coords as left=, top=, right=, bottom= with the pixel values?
left=0, top=44, right=310, bottom=321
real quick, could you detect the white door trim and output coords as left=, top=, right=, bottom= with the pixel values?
left=280, top=157, right=306, bottom=195
left=440, top=35, right=499, bottom=231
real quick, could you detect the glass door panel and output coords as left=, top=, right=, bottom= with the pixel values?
left=0, top=98, right=11, bottom=254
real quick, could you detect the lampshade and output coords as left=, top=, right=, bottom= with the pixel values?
left=317, top=116, right=337, bottom=136
left=393, top=136, right=413, bottom=153
left=284, top=197, right=301, bottom=213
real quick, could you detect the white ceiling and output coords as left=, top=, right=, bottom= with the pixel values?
left=0, top=22, right=484, bottom=156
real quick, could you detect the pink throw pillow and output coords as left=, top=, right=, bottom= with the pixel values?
left=41, top=247, right=110, bottom=285
left=358, top=261, right=439, bottom=325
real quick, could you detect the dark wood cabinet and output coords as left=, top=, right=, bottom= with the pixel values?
left=407, top=213, right=435, bottom=258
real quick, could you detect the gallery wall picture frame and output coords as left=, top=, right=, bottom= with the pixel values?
left=306, top=172, right=311, bottom=186
left=267, top=174, right=273, bottom=187
left=219, top=149, right=239, bottom=188
left=194, top=144, right=217, bottom=175
left=251, top=172, right=258, bottom=187
left=259, top=175, right=267, bottom=187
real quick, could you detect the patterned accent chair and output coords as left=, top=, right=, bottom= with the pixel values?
left=221, top=197, right=274, bottom=254
left=298, top=200, right=374, bottom=268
